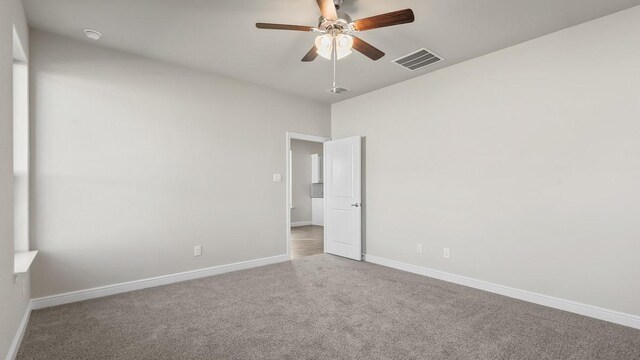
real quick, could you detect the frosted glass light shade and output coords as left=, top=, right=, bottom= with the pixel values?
left=335, top=34, right=353, bottom=60
left=315, top=34, right=333, bottom=60
left=315, top=34, right=354, bottom=60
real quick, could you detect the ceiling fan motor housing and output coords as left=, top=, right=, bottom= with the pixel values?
left=318, top=10, right=353, bottom=32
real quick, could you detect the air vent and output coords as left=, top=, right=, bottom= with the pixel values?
left=327, top=86, right=350, bottom=94
left=392, top=48, right=442, bottom=71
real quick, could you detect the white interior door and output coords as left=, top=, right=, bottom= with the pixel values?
left=324, top=136, right=361, bottom=261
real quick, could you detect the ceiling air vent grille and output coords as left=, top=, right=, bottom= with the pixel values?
left=327, top=86, right=350, bottom=94
left=392, top=48, right=442, bottom=71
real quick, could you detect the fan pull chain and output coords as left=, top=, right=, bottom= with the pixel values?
left=332, top=36, right=337, bottom=88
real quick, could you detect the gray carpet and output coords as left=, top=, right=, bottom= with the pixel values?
left=17, top=254, right=640, bottom=359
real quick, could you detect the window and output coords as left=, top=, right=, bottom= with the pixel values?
left=289, top=150, right=293, bottom=208
left=13, top=26, right=35, bottom=274
left=13, top=60, right=28, bottom=253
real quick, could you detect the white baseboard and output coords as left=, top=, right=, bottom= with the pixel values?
left=31, top=254, right=289, bottom=310
left=291, top=221, right=312, bottom=227
left=364, top=254, right=640, bottom=330
left=5, top=300, right=32, bottom=360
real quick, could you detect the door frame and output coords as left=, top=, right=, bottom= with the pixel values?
left=286, top=132, right=331, bottom=259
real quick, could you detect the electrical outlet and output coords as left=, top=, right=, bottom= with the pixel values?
left=194, top=245, right=202, bottom=257
left=272, top=173, right=282, bottom=182
left=443, top=248, right=450, bottom=258
left=416, top=244, right=423, bottom=254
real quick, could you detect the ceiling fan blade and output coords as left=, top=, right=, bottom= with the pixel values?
left=255, top=23, right=314, bottom=31
left=302, top=46, right=319, bottom=62
left=352, top=9, right=415, bottom=31
left=316, top=0, right=338, bottom=20
left=352, top=36, right=385, bottom=61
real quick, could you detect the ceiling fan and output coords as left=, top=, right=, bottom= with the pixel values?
left=256, top=0, right=415, bottom=62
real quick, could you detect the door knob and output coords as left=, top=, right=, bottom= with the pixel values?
left=350, top=203, right=360, bottom=207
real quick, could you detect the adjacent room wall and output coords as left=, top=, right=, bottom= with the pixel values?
left=290, top=140, right=323, bottom=225
left=1, top=0, right=31, bottom=358
left=332, top=6, right=640, bottom=316
left=29, top=30, right=330, bottom=298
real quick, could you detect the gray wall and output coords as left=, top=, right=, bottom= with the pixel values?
left=29, top=30, right=330, bottom=298
left=0, top=0, right=31, bottom=358
left=290, top=140, right=323, bottom=224
left=332, top=7, right=640, bottom=316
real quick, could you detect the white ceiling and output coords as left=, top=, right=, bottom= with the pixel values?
left=24, top=0, right=640, bottom=103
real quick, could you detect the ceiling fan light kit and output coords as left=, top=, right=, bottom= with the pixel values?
left=315, top=33, right=353, bottom=60
left=256, top=0, right=415, bottom=92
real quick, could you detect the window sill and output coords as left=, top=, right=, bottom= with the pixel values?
left=14, top=250, right=38, bottom=274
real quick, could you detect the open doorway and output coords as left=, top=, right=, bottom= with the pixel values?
left=286, top=133, right=330, bottom=259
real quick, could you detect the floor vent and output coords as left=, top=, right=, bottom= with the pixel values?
left=327, top=86, right=350, bottom=94
left=392, top=48, right=442, bottom=71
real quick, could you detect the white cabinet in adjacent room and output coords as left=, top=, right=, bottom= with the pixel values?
left=312, top=198, right=324, bottom=226
left=310, top=153, right=324, bottom=226
left=311, top=154, right=323, bottom=184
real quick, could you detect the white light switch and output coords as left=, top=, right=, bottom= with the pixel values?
left=416, top=244, right=423, bottom=254
left=194, top=245, right=202, bottom=257
left=273, top=173, right=282, bottom=182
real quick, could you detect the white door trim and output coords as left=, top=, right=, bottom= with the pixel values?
left=286, top=132, right=330, bottom=259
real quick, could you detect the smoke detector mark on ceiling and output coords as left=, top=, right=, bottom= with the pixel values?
left=84, top=29, right=102, bottom=40
left=392, top=48, right=442, bottom=71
